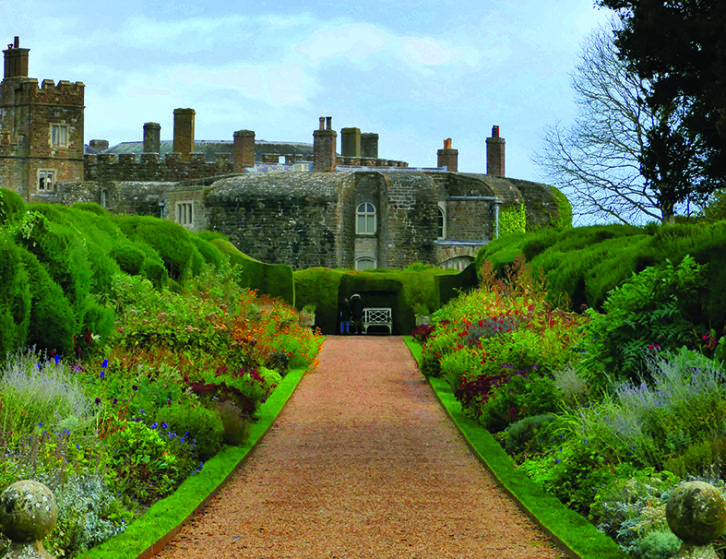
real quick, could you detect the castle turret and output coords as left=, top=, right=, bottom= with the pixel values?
left=486, top=125, right=505, bottom=176
left=173, top=108, right=195, bottom=162
left=313, top=116, right=337, bottom=172
left=437, top=138, right=459, bottom=172
left=1, top=37, right=85, bottom=199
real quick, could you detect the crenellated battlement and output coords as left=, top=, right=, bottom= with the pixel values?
left=15, top=78, right=85, bottom=105
left=84, top=151, right=235, bottom=182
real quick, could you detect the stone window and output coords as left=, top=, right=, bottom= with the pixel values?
left=176, top=201, right=194, bottom=226
left=50, top=124, right=69, bottom=147
left=356, top=256, right=377, bottom=271
left=356, top=202, right=376, bottom=235
left=37, top=169, right=55, bottom=192
left=437, top=203, right=446, bottom=239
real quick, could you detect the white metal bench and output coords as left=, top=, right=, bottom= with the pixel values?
left=362, top=308, right=392, bottom=334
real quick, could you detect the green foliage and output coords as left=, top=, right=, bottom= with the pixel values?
left=0, top=188, right=25, bottom=226
left=499, top=202, right=527, bottom=238
left=109, top=242, right=146, bottom=275
left=190, top=234, right=228, bottom=273
left=105, top=420, right=188, bottom=504
left=17, top=247, right=76, bottom=356
left=548, top=186, right=572, bottom=230
left=581, top=256, right=705, bottom=388
left=213, top=238, right=295, bottom=305
left=116, top=216, right=203, bottom=283
left=504, top=413, right=556, bottom=455
left=0, top=232, right=30, bottom=353
left=158, top=402, right=224, bottom=462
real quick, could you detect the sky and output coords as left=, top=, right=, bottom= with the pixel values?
left=2, top=0, right=612, bottom=183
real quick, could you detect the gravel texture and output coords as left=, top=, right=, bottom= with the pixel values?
left=156, top=336, right=568, bottom=558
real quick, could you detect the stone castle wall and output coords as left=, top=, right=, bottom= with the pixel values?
left=84, top=152, right=235, bottom=182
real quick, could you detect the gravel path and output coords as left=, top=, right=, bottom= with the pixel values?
left=156, top=336, right=568, bottom=558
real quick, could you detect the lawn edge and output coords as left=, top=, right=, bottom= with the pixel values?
left=73, top=364, right=309, bottom=559
left=403, top=336, right=629, bottom=559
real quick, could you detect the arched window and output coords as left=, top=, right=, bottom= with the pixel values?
left=437, top=205, right=446, bottom=239
left=356, top=257, right=377, bottom=271
left=356, top=202, right=376, bottom=235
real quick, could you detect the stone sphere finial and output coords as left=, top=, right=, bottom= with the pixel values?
left=0, top=480, right=58, bottom=558
left=667, top=481, right=726, bottom=547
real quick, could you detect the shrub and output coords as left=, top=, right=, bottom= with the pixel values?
left=157, top=401, right=224, bottom=462
left=0, top=353, right=93, bottom=437
left=505, top=413, right=557, bottom=455
left=110, top=242, right=146, bottom=275
left=0, top=233, right=30, bottom=354
left=0, top=188, right=25, bottom=226
left=581, top=256, right=706, bottom=390
left=140, top=256, right=168, bottom=288
left=18, top=247, right=76, bottom=356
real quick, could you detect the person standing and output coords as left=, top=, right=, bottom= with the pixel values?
left=349, top=293, right=364, bottom=334
left=339, top=298, right=351, bottom=334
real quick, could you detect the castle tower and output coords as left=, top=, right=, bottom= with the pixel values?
left=437, top=138, right=459, bottom=172
left=0, top=36, right=85, bottom=200
left=173, top=108, right=195, bottom=162
left=143, top=122, right=161, bottom=154
left=313, top=116, right=337, bottom=172
left=233, top=129, right=255, bottom=171
left=486, top=125, right=505, bottom=176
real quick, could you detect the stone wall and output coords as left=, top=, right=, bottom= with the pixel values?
left=204, top=173, right=347, bottom=269
left=84, top=153, right=234, bottom=182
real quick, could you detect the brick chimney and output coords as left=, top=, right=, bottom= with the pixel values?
left=341, top=128, right=361, bottom=157
left=3, top=36, right=29, bottom=79
left=313, top=116, right=337, bottom=171
left=437, top=138, right=458, bottom=172
left=89, top=139, right=109, bottom=153
left=486, top=125, right=505, bottom=176
left=143, top=122, right=161, bottom=154
left=233, top=129, right=255, bottom=171
left=173, top=108, right=195, bottom=162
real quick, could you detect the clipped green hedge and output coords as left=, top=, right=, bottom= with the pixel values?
left=0, top=187, right=25, bottom=226
left=211, top=239, right=294, bottom=305
left=293, top=266, right=476, bottom=335
left=0, top=232, right=31, bottom=354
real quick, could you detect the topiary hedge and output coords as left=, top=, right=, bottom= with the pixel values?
left=293, top=266, right=476, bottom=335
left=211, top=239, right=294, bottom=305
left=0, top=232, right=31, bottom=354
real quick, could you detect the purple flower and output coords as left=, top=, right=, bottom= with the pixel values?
left=102, top=359, right=108, bottom=369
left=94, top=397, right=101, bottom=405
left=161, top=422, right=168, bottom=429
left=132, top=385, right=138, bottom=392
left=112, top=398, right=118, bottom=405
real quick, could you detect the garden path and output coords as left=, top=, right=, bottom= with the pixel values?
left=155, top=336, right=567, bottom=558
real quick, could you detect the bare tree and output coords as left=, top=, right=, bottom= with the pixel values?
left=535, top=23, right=673, bottom=225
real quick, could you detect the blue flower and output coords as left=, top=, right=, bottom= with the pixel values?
left=151, top=422, right=158, bottom=429
left=100, top=371, right=105, bottom=380
left=102, top=358, right=108, bottom=369
left=160, top=422, right=168, bottom=429
left=54, top=354, right=60, bottom=365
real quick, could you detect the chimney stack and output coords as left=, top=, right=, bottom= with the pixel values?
left=233, top=129, right=256, bottom=171
left=143, top=122, right=161, bottom=154
left=341, top=128, right=361, bottom=157
left=486, top=125, right=505, bottom=176
left=313, top=116, right=337, bottom=171
left=173, top=108, right=195, bottom=162
left=437, top=138, right=459, bottom=172
left=3, top=36, right=30, bottom=79
left=361, top=133, right=379, bottom=159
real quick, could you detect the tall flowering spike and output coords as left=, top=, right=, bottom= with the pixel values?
left=54, top=354, right=60, bottom=366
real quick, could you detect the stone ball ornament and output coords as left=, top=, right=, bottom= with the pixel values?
left=0, top=480, right=58, bottom=543
left=666, top=481, right=726, bottom=547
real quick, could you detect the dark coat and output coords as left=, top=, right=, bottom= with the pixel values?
left=339, top=299, right=351, bottom=321
left=349, top=294, right=364, bottom=319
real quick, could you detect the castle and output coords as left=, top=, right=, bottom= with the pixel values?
left=0, top=37, right=569, bottom=271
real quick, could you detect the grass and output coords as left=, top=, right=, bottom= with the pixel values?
left=73, top=366, right=308, bottom=559
left=403, top=336, right=629, bottom=559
